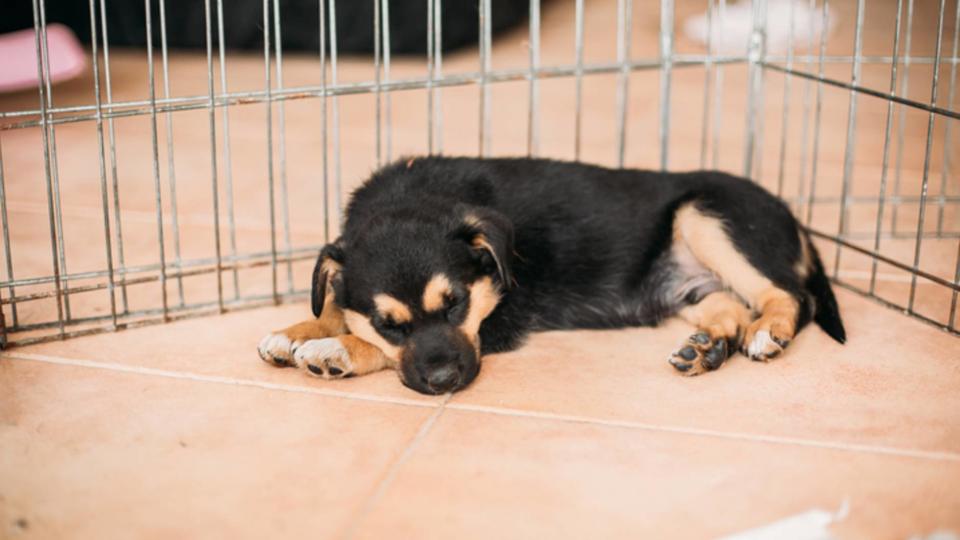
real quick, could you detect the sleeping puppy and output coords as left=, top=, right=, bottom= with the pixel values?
left=258, top=156, right=846, bottom=395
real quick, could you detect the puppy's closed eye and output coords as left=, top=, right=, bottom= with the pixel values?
left=373, top=316, right=410, bottom=343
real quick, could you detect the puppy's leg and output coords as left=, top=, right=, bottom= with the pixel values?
left=674, top=204, right=802, bottom=363
left=669, top=291, right=751, bottom=375
left=258, top=291, right=346, bottom=367
left=293, top=335, right=394, bottom=379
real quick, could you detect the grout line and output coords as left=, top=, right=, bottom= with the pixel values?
left=0, top=351, right=436, bottom=409
left=5, top=350, right=958, bottom=463
left=445, top=402, right=960, bottom=463
left=341, top=393, right=452, bottom=540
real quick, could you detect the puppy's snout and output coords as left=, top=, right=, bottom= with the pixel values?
left=425, top=363, right=460, bottom=392
left=400, top=325, right=480, bottom=395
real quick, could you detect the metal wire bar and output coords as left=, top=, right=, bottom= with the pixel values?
left=30, top=0, right=65, bottom=338
left=374, top=0, right=383, bottom=165
left=828, top=278, right=958, bottom=338
left=37, top=0, right=71, bottom=322
left=382, top=0, right=393, bottom=162
left=5, top=292, right=310, bottom=349
left=869, top=0, right=905, bottom=296
left=936, top=1, right=960, bottom=234
left=319, top=0, right=330, bottom=242
left=216, top=0, right=241, bottom=299
left=3, top=247, right=320, bottom=307
left=774, top=0, right=796, bottom=198
left=157, top=0, right=185, bottom=307
left=433, top=0, right=443, bottom=154
left=658, top=0, right=674, bottom=171
left=0, top=139, right=17, bottom=328
left=891, top=0, right=916, bottom=236
left=272, top=0, right=295, bottom=294
left=426, top=0, right=436, bottom=153
left=144, top=0, right=170, bottom=321
left=711, top=0, right=727, bottom=169
left=907, top=0, right=947, bottom=314
left=743, top=0, right=767, bottom=178
left=205, top=0, right=224, bottom=313
left=794, top=0, right=817, bottom=215
left=99, top=0, right=129, bottom=315
left=263, top=0, right=279, bottom=304
left=949, top=240, right=960, bottom=329
left=614, top=0, right=633, bottom=167
left=87, top=0, right=118, bottom=329
left=527, top=0, right=541, bottom=157
left=573, top=0, right=584, bottom=160
left=2, top=244, right=321, bottom=292
left=760, top=64, right=960, bottom=121
left=479, top=0, right=492, bottom=157
left=1, top=56, right=749, bottom=131
left=328, top=0, right=343, bottom=225
left=831, top=0, right=866, bottom=278
left=804, top=0, right=830, bottom=226
left=699, top=0, right=714, bottom=169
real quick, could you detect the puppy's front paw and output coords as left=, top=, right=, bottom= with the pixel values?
left=258, top=332, right=301, bottom=367
left=293, top=338, right=355, bottom=379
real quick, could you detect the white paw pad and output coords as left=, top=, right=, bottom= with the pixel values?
left=258, top=333, right=302, bottom=365
left=293, top=338, right=354, bottom=379
left=746, top=330, right=786, bottom=361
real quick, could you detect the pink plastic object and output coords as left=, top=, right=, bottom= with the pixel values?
left=0, top=24, right=86, bottom=93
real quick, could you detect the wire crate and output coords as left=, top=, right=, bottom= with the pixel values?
left=0, top=0, right=958, bottom=347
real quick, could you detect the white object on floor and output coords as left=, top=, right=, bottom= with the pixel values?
left=683, top=0, right=835, bottom=56
left=718, top=500, right=848, bottom=540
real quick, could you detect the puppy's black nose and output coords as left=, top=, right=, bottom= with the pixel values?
left=426, top=365, right=459, bottom=392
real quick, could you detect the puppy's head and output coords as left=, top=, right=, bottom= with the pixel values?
left=312, top=205, right=513, bottom=394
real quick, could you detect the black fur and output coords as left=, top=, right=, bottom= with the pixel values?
left=318, top=156, right=845, bottom=393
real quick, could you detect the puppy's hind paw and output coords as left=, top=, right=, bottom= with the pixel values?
left=668, top=331, right=731, bottom=376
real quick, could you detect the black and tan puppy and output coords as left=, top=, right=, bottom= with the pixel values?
left=258, top=157, right=845, bottom=394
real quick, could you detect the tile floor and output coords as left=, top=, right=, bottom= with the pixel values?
left=2, top=0, right=960, bottom=537
left=2, top=287, right=959, bottom=539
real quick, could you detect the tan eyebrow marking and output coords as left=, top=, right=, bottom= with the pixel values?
left=373, top=293, right=413, bottom=323
left=422, top=273, right=452, bottom=312
left=459, top=277, right=501, bottom=339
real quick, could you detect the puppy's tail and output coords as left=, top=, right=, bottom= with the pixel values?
left=804, top=238, right=846, bottom=344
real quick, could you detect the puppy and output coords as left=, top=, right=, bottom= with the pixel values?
left=258, top=156, right=845, bottom=394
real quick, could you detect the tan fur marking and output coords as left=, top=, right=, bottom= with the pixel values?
left=344, top=309, right=403, bottom=365
left=674, top=204, right=772, bottom=309
left=460, top=277, right=501, bottom=340
left=338, top=335, right=394, bottom=373
left=678, top=291, right=751, bottom=342
left=373, top=294, right=413, bottom=324
left=422, top=274, right=452, bottom=312
left=795, top=230, right=811, bottom=280
left=751, top=288, right=799, bottom=338
left=276, top=283, right=346, bottom=341
left=321, top=257, right=342, bottom=276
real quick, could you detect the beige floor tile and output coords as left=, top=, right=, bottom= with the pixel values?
left=0, top=358, right=435, bottom=540
left=448, top=288, right=960, bottom=455
left=11, top=302, right=442, bottom=406
left=351, top=409, right=960, bottom=540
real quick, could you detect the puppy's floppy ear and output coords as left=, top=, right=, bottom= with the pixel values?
left=452, top=205, right=514, bottom=290
left=311, top=240, right=345, bottom=317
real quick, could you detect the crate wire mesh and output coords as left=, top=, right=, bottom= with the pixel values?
left=0, top=0, right=958, bottom=347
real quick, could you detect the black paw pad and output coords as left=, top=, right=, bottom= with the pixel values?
left=702, top=340, right=728, bottom=370
left=669, top=357, right=693, bottom=372
left=691, top=332, right=711, bottom=345
left=307, top=363, right=324, bottom=376
left=678, top=346, right=698, bottom=361
left=327, top=366, right=344, bottom=376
